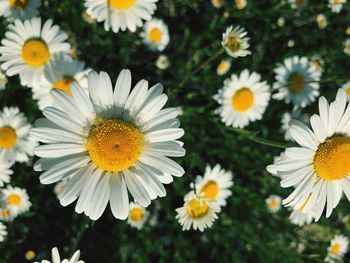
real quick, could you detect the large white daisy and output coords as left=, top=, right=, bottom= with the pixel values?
left=325, top=235, right=349, bottom=263
left=221, top=26, right=251, bottom=58
left=84, top=0, right=158, bottom=33
left=0, top=152, right=13, bottom=187
left=35, top=247, right=84, bottom=263
left=0, top=0, right=41, bottom=21
left=31, top=69, right=185, bottom=220
left=0, top=222, right=6, bottom=242
left=1, top=185, right=31, bottom=216
left=214, top=69, right=271, bottom=128
left=0, top=17, right=71, bottom=87
left=273, top=56, right=321, bottom=109
left=269, top=89, right=350, bottom=221
left=328, top=0, right=346, bottom=13
left=127, top=202, right=149, bottom=229
left=141, top=18, right=170, bottom=52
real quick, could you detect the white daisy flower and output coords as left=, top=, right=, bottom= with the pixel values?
left=155, top=55, right=169, bottom=70
left=176, top=192, right=219, bottom=232
left=273, top=56, right=321, bottom=109
left=216, top=59, right=231, bottom=76
left=214, top=69, right=271, bottom=128
left=316, top=14, right=327, bottom=29
left=0, top=17, right=71, bottom=87
left=0, top=222, right=6, bottom=242
left=84, top=0, right=158, bottom=33
left=325, top=235, right=349, bottom=263
left=2, top=185, right=31, bottom=216
left=288, top=0, right=307, bottom=9
left=35, top=247, right=84, bottom=263
left=0, top=207, right=16, bottom=221
left=269, top=89, right=350, bottom=221
left=235, top=0, right=247, bottom=9
left=0, top=106, right=37, bottom=163
left=265, top=195, right=282, bottom=213
left=0, top=70, right=8, bottom=90
left=277, top=17, right=285, bottom=27
left=310, top=55, right=324, bottom=74
left=32, top=54, right=90, bottom=110
left=341, top=81, right=350, bottom=101
left=221, top=26, right=251, bottom=58
left=194, top=164, right=233, bottom=208
left=344, top=39, right=350, bottom=56
left=212, top=0, right=223, bottom=8
left=31, top=69, right=185, bottom=221
left=141, top=18, right=169, bottom=52
left=127, top=202, right=149, bottom=229
left=328, top=0, right=346, bottom=13
left=0, top=0, right=41, bottom=21
left=289, top=209, right=316, bottom=226
left=0, top=152, right=14, bottom=187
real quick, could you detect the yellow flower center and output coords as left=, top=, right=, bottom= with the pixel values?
left=22, top=39, right=50, bottom=67
left=231, top=88, right=254, bottom=112
left=268, top=199, right=279, bottom=209
left=200, top=181, right=219, bottom=200
left=149, top=27, right=162, bottom=44
left=1, top=209, right=10, bottom=219
left=311, top=60, right=321, bottom=70
left=217, top=61, right=230, bottom=74
left=0, top=126, right=17, bottom=149
left=8, top=0, right=28, bottom=9
left=52, top=76, right=75, bottom=96
left=313, top=136, right=350, bottom=181
left=25, top=250, right=36, bottom=260
left=295, top=0, right=305, bottom=6
left=108, top=0, right=136, bottom=9
left=345, top=87, right=350, bottom=97
left=187, top=198, right=209, bottom=218
left=212, top=0, right=222, bottom=8
left=226, top=36, right=241, bottom=53
left=130, top=207, right=143, bottom=221
left=86, top=118, right=143, bottom=172
left=287, top=72, right=305, bottom=93
left=235, top=0, right=247, bottom=9
left=7, top=194, right=22, bottom=206
left=330, top=243, right=340, bottom=255
left=332, top=0, right=342, bottom=4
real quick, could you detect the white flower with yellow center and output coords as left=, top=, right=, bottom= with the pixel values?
left=289, top=209, right=316, bottom=226
left=325, top=235, right=349, bottom=263
left=0, top=106, right=37, bottom=163
left=288, top=0, right=307, bottom=9
left=141, top=18, right=169, bottom=52
left=31, top=69, right=185, bottom=220
left=0, top=17, right=71, bottom=87
left=216, top=59, right=231, bottom=76
left=0, top=153, right=13, bottom=187
left=214, top=70, right=271, bottom=128
left=269, top=89, right=350, bottom=221
left=0, top=207, right=16, bottom=221
left=176, top=192, right=219, bottom=232
left=235, top=0, right=247, bottom=9
left=0, top=222, right=7, bottom=242
left=222, top=26, right=251, bottom=58
left=0, top=0, right=40, bottom=21
left=344, top=39, right=350, bottom=56
left=84, top=0, right=158, bottom=33
left=2, top=185, right=31, bottom=216
left=273, top=56, right=321, bottom=109
left=341, top=81, right=350, bottom=101
left=316, top=14, right=327, bottom=29
left=35, top=247, right=84, bottom=263
left=127, top=202, right=149, bottom=229
left=265, top=195, right=281, bottom=213
left=194, top=164, right=233, bottom=209
left=155, top=55, right=169, bottom=70
left=32, top=55, right=90, bottom=110
left=0, top=70, right=8, bottom=90
left=310, top=55, right=324, bottom=74
left=328, top=0, right=346, bottom=13
left=212, top=0, right=223, bottom=8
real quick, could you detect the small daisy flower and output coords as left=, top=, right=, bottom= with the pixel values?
left=214, top=69, right=271, bottom=128
left=288, top=0, right=307, bottom=9
left=2, top=185, right=31, bottom=216
left=156, top=55, right=170, bottom=70
left=84, top=0, right=158, bottom=33
left=81, top=11, right=95, bottom=24
left=310, top=55, right=324, bottom=73
left=25, top=250, right=36, bottom=261
left=35, top=247, right=84, bottom=263
left=222, top=26, right=251, bottom=58
left=0, top=222, right=7, bottom=242
left=176, top=192, right=219, bottom=232
left=287, top=39, right=295, bottom=47
left=316, top=14, right=328, bottom=29
left=216, top=59, right=231, bottom=76
left=325, top=235, right=349, bottom=263
left=0, top=207, right=15, bottom=221
left=344, top=38, right=350, bottom=56
left=346, top=27, right=350, bottom=35
left=277, top=17, right=285, bottom=27
left=235, top=0, right=247, bottom=9
left=0, top=17, right=71, bottom=87
left=141, top=18, right=170, bottom=52
left=341, top=81, right=350, bottom=101
left=0, top=70, right=8, bottom=90
left=0, top=107, right=37, bottom=163
left=212, top=0, right=223, bottom=8
left=328, top=0, right=346, bottom=13
left=0, top=0, right=41, bottom=21
left=194, top=164, right=233, bottom=208
left=127, top=202, right=149, bottom=230
left=273, top=56, right=321, bottom=109
left=0, top=153, right=14, bottom=187
left=289, top=209, right=316, bottom=226
left=265, top=195, right=282, bottom=213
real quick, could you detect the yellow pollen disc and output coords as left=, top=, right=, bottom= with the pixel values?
left=330, top=243, right=340, bottom=255
left=25, top=250, right=36, bottom=260
left=8, top=0, right=28, bottom=9
left=311, top=60, right=321, bottom=70
left=295, top=0, right=305, bottom=6
left=217, top=61, right=230, bottom=74
left=200, top=181, right=219, bottom=200
left=213, top=0, right=222, bottom=8
left=0, top=126, right=17, bottom=149
left=345, top=87, right=350, bottom=97
left=332, top=0, right=342, bottom=4
left=235, top=0, right=247, bottom=9
left=149, top=27, right=162, bottom=44
left=269, top=199, right=278, bottom=209
left=7, top=194, right=22, bottom=206
left=287, top=72, right=305, bottom=93
left=130, top=207, right=143, bottom=221
left=108, top=0, right=136, bottom=9
left=231, top=88, right=254, bottom=112
left=187, top=198, right=209, bottom=219
left=86, top=118, right=143, bottom=172
left=1, top=209, right=10, bottom=218
left=22, top=39, right=50, bottom=67
left=313, top=136, right=350, bottom=181
left=52, top=76, right=75, bottom=95
left=226, top=36, right=241, bottom=53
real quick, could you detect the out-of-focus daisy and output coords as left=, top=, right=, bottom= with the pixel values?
left=289, top=209, right=316, bottom=226
left=273, top=56, right=321, bottom=108
left=277, top=17, right=285, bottom=27
left=316, top=14, right=327, bottom=29
left=141, top=18, right=169, bottom=52
left=0, top=107, right=36, bottom=163
left=214, top=69, right=271, bottom=128
left=127, top=202, right=149, bottom=230
left=310, top=55, right=324, bottom=73
left=176, top=192, right=219, bottom=232
left=341, top=81, right=350, bottom=101
left=344, top=39, right=350, bottom=56
left=31, top=69, right=185, bottom=220
left=288, top=0, right=307, bottom=9
left=156, top=55, right=169, bottom=70
left=346, top=27, right=350, bottom=35
left=216, top=59, right=231, bottom=76
left=212, top=0, right=223, bottom=8
left=81, top=11, right=95, bottom=24
left=265, top=195, right=282, bottom=213
left=0, top=0, right=41, bottom=21
left=269, top=89, right=350, bottom=221
left=0, top=207, right=15, bottom=221
left=0, top=17, right=71, bottom=87
left=287, top=39, right=295, bottom=48
left=0, top=70, right=7, bottom=90
left=222, top=26, right=251, bottom=58
left=0, top=222, right=6, bottom=242
left=2, top=185, right=31, bottom=216
left=34, top=247, right=84, bottom=263
left=32, top=55, right=90, bottom=110
left=194, top=164, right=233, bottom=208
left=325, top=235, right=349, bottom=263
left=235, top=0, right=247, bottom=9
left=281, top=110, right=301, bottom=141
left=328, top=0, right=346, bottom=13
left=25, top=250, right=36, bottom=261
left=0, top=153, right=13, bottom=187
left=84, top=0, right=158, bottom=33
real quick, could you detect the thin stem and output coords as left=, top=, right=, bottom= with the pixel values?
left=72, top=218, right=95, bottom=253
